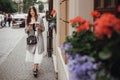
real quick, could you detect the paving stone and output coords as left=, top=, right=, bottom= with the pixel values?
left=0, top=28, right=56, bottom=80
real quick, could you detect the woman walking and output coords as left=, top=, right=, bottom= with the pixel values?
left=25, top=6, right=45, bottom=77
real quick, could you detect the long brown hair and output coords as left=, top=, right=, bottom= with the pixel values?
left=27, top=6, right=38, bottom=25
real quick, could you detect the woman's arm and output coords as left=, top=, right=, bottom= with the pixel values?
left=36, top=16, right=45, bottom=32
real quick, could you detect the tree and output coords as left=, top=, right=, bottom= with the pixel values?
left=0, top=0, right=17, bottom=13
left=23, top=0, right=34, bottom=13
left=38, top=1, right=44, bottom=12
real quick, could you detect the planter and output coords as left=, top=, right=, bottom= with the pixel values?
left=62, top=52, right=67, bottom=64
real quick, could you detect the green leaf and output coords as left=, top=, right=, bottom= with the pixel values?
left=97, top=76, right=111, bottom=80
left=99, top=50, right=112, bottom=60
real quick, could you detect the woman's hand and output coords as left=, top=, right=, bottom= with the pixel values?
left=27, top=24, right=33, bottom=31
left=36, top=24, right=43, bottom=30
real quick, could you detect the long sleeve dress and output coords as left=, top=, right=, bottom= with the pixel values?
left=25, top=15, right=45, bottom=64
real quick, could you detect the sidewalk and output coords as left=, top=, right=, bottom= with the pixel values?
left=0, top=34, right=56, bottom=80
left=0, top=27, right=25, bottom=65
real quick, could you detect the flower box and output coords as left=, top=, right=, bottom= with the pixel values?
left=61, top=11, right=120, bottom=80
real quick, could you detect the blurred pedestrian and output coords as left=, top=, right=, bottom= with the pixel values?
left=7, top=13, right=12, bottom=27
left=4, top=14, right=7, bottom=27
left=25, top=6, right=45, bottom=77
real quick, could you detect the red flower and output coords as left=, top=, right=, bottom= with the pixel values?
left=51, top=9, right=56, bottom=15
left=70, top=13, right=120, bottom=39
left=113, top=18, right=120, bottom=32
left=75, top=16, right=85, bottom=23
left=117, top=5, right=120, bottom=12
left=94, top=25, right=104, bottom=39
left=103, top=27, right=113, bottom=37
left=69, top=16, right=85, bottom=26
left=69, top=18, right=78, bottom=25
left=91, top=10, right=100, bottom=18
left=77, top=21, right=90, bottom=33
left=93, top=13, right=119, bottom=39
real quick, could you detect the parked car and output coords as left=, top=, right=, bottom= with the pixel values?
left=12, top=13, right=27, bottom=28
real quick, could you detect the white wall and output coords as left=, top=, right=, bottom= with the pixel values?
left=78, top=0, right=94, bottom=22
left=55, top=0, right=60, bottom=47
left=69, top=0, right=94, bottom=35
left=53, top=0, right=94, bottom=80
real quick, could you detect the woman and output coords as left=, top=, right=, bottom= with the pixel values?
left=25, top=6, right=45, bottom=77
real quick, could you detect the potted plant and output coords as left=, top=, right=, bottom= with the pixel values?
left=61, top=11, right=120, bottom=80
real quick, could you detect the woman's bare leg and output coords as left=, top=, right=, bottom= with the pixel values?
left=34, top=64, right=38, bottom=71
left=33, top=64, right=38, bottom=77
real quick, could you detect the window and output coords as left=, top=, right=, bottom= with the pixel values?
left=94, top=0, right=120, bottom=18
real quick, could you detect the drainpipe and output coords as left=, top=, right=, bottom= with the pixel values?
left=47, top=0, right=53, bottom=57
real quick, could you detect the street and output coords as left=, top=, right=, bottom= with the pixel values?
left=0, top=27, right=56, bottom=80
left=0, top=27, right=25, bottom=65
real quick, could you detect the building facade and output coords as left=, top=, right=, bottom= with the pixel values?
left=52, top=0, right=93, bottom=80
left=52, top=0, right=120, bottom=80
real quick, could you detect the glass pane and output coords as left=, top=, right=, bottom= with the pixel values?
left=100, top=0, right=104, bottom=8
left=95, top=0, right=104, bottom=8
left=111, top=0, right=116, bottom=7
left=105, top=0, right=116, bottom=8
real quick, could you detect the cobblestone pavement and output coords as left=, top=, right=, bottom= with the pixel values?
left=0, top=28, right=56, bottom=80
